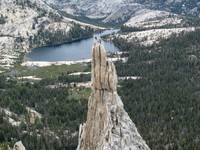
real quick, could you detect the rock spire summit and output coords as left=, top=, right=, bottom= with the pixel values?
left=77, top=43, right=150, bottom=150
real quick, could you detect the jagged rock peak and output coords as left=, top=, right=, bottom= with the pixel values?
left=91, top=43, right=118, bottom=92
left=77, top=43, right=150, bottom=150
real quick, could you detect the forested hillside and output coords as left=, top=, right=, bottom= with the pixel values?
left=0, top=65, right=90, bottom=149
left=114, top=29, right=200, bottom=149
left=1, top=29, right=200, bottom=149
left=1, top=0, right=200, bottom=148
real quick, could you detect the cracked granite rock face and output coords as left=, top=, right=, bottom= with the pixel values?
left=77, top=43, right=150, bottom=150
left=13, top=141, right=26, bottom=150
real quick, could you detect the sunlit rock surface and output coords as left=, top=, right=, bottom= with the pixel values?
left=77, top=43, right=150, bottom=150
left=13, top=141, right=26, bottom=150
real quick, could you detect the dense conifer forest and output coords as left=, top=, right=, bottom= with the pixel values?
left=0, top=22, right=200, bottom=150
left=114, top=29, right=200, bottom=149
left=0, top=74, right=89, bottom=150
left=31, top=24, right=94, bottom=47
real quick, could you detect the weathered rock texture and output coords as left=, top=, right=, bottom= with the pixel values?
left=13, top=141, right=26, bottom=150
left=26, top=107, right=42, bottom=125
left=77, top=43, right=150, bottom=150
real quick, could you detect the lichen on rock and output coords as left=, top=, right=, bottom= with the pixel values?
left=77, top=43, right=150, bottom=150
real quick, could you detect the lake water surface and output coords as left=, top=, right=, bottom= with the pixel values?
left=24, top=29, right=119, bottom=62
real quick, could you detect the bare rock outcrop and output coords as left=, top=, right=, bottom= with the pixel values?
left=77, top=43, right=150, bottom=150
left=13, top=141, right=26, bottom=150
left=26, top=107, right=42, bottom=125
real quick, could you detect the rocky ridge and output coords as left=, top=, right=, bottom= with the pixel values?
left=117, top=27, right=196, bottom=46
left=77, top=43, right=150, bottom=150
left=46, top=0, right=200, bottom=24
left=124, top=9, right=183, bottom=29
left=0, top=0, right=98, bottom=72
left=0, top=0, right=67, bottom=70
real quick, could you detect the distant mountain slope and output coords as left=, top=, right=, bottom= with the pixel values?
left=139, top=0, right=200, bottom=17
left=46, top=0, right=142, bottom=23
left=123, top=9, right=184, bottom=30
left=0, top=0, right=96, bottom=71
left=46, top=0, right=200, bottom=24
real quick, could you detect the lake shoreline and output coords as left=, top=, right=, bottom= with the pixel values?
left=29, top=35, right=94, bottom=50
left=21, top=57, right=128, bottom=67
left=24, top=29, right=119, bottom=62
left=28, top=28, right=112, bottom=50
